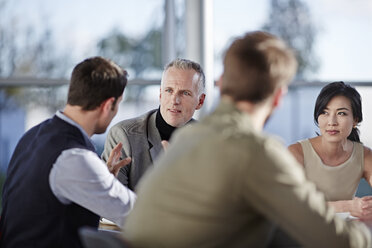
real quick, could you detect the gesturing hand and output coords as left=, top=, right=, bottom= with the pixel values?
left=106, top=142, right=131, bottom=177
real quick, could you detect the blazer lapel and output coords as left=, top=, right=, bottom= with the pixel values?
left=148, top=111, right=163, bottom=163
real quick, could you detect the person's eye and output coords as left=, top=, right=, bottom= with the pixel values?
left=165, top=89, right=172, bottom=93
left=338, top=112, right=347, bottom=116
left=183, top=91, right=191, bottom=96
left=320, top=110, right=328, bottom=115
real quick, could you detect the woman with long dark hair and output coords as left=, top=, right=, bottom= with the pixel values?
left=289, top=81, right=372, bottom=219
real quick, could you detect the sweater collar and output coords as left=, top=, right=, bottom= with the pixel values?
left=155, top=108, right=176, bottom=141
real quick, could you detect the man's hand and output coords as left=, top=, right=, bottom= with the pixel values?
left=106, top=142, right=131, bottom=177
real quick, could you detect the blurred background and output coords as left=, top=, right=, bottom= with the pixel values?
left=1, top=0, right=372, bottom=204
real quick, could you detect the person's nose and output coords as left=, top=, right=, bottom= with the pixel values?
left=328, top=114, right=338, bottom=126
left=172, top=94, right=181, bottom=104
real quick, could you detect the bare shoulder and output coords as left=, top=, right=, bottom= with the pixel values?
left=288, top=142, right=302, bottom=155
left=363, top=145, right=372, bottom=156
left=363, top=145, right=372, bottom=166
left=288, top=142, right=304, bottom=166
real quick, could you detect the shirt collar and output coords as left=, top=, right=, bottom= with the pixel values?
left=55, top=110, right=91, bottom=140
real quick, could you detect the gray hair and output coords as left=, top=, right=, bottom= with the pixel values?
left=162, top=58, right=205, bottom=96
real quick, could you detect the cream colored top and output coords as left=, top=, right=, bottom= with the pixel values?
left=300, top=139, right=364, bottom=201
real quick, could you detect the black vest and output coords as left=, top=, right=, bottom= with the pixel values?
left=0, top=115, right=100, bottom=248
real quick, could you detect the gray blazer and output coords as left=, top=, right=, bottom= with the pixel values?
left=102, top=109, right=163, bottom=191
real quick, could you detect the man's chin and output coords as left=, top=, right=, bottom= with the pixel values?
left=166, top=120, right=183, bottom=128
left=95, top=127, right=107, bottom=135
left=168, top=122, right=179, bottom=128
left=163, top=116, right=180, bottom=127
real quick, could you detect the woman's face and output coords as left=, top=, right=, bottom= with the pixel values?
left=317, top=95, right=357, bottom=142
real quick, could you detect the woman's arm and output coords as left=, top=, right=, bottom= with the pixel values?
left=328, top=197, right=372, bottom=219
left=327, top=146, right=372, bottom=218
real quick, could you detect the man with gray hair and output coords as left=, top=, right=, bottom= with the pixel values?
left=102, top=58, right=206, bottom=190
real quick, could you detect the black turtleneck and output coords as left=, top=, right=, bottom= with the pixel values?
left=156, top=108, right=176, bottom=141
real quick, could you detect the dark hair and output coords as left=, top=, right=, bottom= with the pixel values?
left=67, top=56, right=128, bottom=110
left=221, top=31, right=297, bottom=102
left=314, top=81, right=362, bottom=142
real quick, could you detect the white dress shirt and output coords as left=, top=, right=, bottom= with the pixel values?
left=49, top=111, right=136, bottom=228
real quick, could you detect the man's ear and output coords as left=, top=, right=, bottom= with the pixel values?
left=196, top=93, right=206, bottom=110
left=272, top=86, right=287, bottom=108
left=101, top=97, right=116, bottom=112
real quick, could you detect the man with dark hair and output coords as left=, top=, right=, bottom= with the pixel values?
left=123, top=32, right=372, bottom=247
left=0, top=57, right=136, bottom=248
left=102, top=58, right=206, bottom=190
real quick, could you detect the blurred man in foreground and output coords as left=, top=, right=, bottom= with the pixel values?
left=123, top=31, right=372, bottom=247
